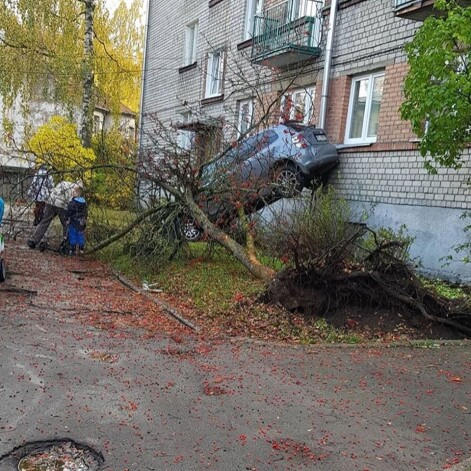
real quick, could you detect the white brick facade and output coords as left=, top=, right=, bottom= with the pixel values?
left=141, top=0, right=471, bottom=281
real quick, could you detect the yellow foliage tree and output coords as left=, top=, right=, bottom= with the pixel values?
left=0, top=0, right=143, bottom=141
left=91, top=129, right=136, bottom=209
left=27, top=116, right=96, bottom=181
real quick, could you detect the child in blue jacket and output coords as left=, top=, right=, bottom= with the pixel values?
left=65, top=186, right=87, bottom=255
left=0, top=197, right=4, bottom=225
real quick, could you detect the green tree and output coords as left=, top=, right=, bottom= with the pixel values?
left=27, top=116, right=96, bottom=179
left=400, top=0, right=471, bottom=171
left=0, top=0, right=143, bottom=146
left=90, top=129, right=137, bottom=210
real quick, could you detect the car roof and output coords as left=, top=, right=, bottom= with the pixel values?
left=281, top=122, right=326, bottom=134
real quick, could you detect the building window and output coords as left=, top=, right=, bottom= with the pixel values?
left=177, top=113, right=195, bottom=152
left=184, top=22, right=198, bottom=66
left=244, top=0, right=263, bottom=40
left=237, top=99, right=254, bottom=136
left=93, top=115, right=101, bottom=134
left=280, top=87, right=315, bottom=125
left=345, top=72, right=385, bottom=144
left=292, top=0, right=322, bottom=19
left=205, top=50, right=224, bottom=98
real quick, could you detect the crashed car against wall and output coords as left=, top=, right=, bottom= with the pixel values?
left=181, top=123, right=339, bottom=241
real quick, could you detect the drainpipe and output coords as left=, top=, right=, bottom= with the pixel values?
left=137, top=0, right=151, bottom=206
left=318, top=0, right=338, bottom=130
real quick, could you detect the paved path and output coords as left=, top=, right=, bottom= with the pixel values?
left=0, top=242, right=470, bottom=470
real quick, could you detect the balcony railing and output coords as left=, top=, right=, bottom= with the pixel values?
left=251, top=0, right=323, bottom=68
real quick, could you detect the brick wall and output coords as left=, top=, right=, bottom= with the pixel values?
left=322, top=75, right=351, bottom=144
left=376, top=62, right=415, bottom=144
left=142, top=0, right=471, bottom=212
left=331, top=149, right=471, bottom=210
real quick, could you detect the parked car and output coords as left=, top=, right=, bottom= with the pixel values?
left=181, top=123, right=339, bottom=241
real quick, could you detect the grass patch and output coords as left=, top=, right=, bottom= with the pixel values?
left=153, top=243, right=266, bottom=315
left=420, top=277, right=470, bottom=301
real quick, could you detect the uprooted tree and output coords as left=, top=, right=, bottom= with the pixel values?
left=258, top=188, right=471, bottom=335
left=10, top=39, right=470, bottom=335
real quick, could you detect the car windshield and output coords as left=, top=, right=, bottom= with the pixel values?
left=200, top=130, right=276, bottom=183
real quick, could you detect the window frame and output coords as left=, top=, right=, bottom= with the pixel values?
left=344, top=71, right=385, bottom=145
left=236, top=98, right=255, bottom=137
left=177, top=112, right=195, bottom=152
left=184, top=21, right=198, bottom=66
left=205, top=50, right=225, bottom=98
left=280, top=86, right=315, bottom=125
left=244, top=0, right=263, bottom=41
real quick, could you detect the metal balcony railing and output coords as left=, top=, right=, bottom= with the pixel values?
left=252, top=0, right=323, bottom=64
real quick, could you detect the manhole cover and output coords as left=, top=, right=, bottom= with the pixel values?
left=0, top=440, right=103, bottom=471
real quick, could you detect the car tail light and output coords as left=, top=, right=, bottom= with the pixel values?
left=292, top=133, right=308, bottom=149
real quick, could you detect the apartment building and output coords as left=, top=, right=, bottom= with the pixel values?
left=140, top=0, right=471, bottom=281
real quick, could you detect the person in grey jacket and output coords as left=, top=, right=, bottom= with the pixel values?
left=28, top=181, right=81, bottom=249
left=28, top=165, right=54, bottom=226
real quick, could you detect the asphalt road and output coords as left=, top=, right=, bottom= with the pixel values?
left=0, top=242, right=470, bottom=471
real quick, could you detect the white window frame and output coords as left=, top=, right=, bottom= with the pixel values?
left=177, top=112, right=195, bottom=152
left=244, top=0, right=263, bottom=40
left=205, top=50, right=224, bottom=98
left=280, top=87, right=315, bottom=125
left=93, top=114, right=102, bottom=134
left=345, top=71, right=385, bottom=145
left=184, top=21, right=198, bottom=66
left=237, top=98, right=255, bottom=137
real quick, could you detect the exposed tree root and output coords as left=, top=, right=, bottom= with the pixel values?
left=265, top=264, right=471, bottom=336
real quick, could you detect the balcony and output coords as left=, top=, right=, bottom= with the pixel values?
left=251, top=0, right=323, bottom=68
left=394, top=0, right=471, bottom=21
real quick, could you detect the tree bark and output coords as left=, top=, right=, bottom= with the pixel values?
left=186, top=196, right=275, bottom=282
left=86, top=206, right=163, bottom=254
left=79, top=0, right=95, bottom=148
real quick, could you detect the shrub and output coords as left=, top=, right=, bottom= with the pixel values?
left=257, top=187, right=353, bottom=274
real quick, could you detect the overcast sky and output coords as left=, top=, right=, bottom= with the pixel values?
left=104, top=0, right=133, bottom=14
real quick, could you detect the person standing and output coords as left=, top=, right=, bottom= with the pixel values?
left=0, top=196, right=4, bottom=226
left=27, top=181, right=80, bottom=249
left=65, top=186, right=87, bottom=255
left=27, top=165, right=54, bottom=226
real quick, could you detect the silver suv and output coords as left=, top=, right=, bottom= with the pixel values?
left=182, top=123, right=339, bottom=241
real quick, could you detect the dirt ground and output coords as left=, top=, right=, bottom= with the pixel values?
left=1, top=238, right=468, bottom=344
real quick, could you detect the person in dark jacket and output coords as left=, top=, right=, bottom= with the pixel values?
left=65, top=185, right=87, bottom=255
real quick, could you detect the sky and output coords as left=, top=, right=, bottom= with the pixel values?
left=104, top=0, right=133, bottom=14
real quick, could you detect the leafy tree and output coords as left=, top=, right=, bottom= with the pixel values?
left=400, top=0, right=471, bottom=171
left=27, top=116, right=96, bottom=179
left=90, top=129, right=137, bottom=210
left=0, top=0, right=143, bottom=145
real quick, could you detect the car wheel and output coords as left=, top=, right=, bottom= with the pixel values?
left=181, top=218, right=203, bottom=242
left=273, top=163, right=304, bottom=197
left=0, top=258, right=5, bottom=283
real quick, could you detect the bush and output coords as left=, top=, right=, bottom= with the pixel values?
left=257, top=187, right=353, bottom=274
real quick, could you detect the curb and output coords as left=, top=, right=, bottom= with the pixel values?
left=228, top=336, right=470, bottom=351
